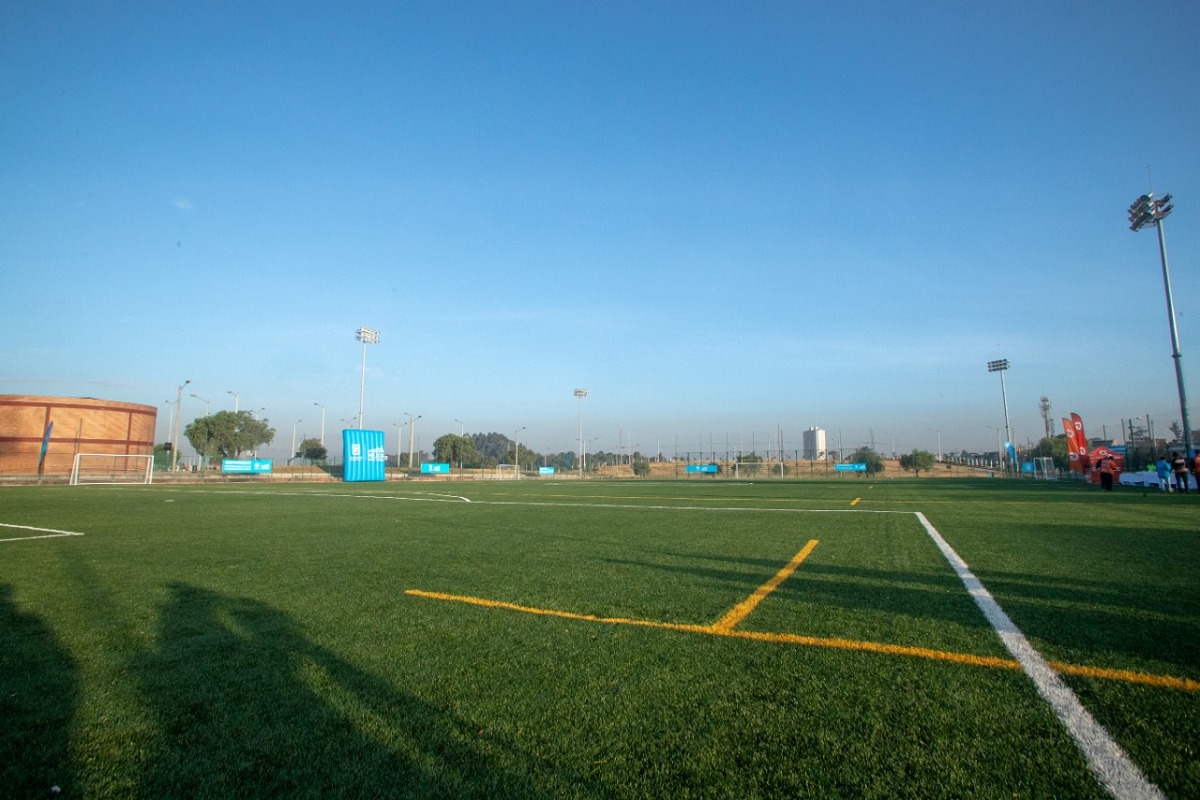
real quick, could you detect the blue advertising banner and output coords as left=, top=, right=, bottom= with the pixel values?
left=343, top=429, right=387, bottom=482
left=421, top=462, right=450, bottom=474
left=686, top=464, right=719, bottom=474
left=222, top=459, right=273, bottom=474
left=834, top=463, right=868, bottom=472
left=538, top=466, right=556, bottom=476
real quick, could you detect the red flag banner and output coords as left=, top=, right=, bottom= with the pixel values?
left=1063, top=418, right=1083, bottom=471
left=1071, top=413, right=1087, bottom=450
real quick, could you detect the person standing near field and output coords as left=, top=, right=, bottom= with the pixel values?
left=1156, top=456, right=1173, bottom=492
left=1171, top=451, right=1190, bottom=493
left=1098, top=456, right=1117, bottom=491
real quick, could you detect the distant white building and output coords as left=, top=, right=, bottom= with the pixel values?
left=802, top=427, right=826, bottom=460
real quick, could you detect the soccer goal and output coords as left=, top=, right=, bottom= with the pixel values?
left=495, top=464, right=520, bottom=480
left=70, top=453, right=155, bottom=485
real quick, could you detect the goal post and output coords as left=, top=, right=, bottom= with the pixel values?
left=70, top=453, right=155, bottom=485
left=495, top=464, right=520, bottom=481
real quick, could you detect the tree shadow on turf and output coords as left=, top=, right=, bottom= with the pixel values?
left=0, top=583, right=78, bottom=797
left=130, top=583, right=602, bottom=799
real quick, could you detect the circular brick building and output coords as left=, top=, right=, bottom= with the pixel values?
left=0, top=395, right=157, bottom=477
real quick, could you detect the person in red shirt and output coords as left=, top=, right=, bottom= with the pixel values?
left=1098, top=456, right=1117, bottom=491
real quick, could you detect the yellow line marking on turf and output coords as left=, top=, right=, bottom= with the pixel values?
left=1049, top=662, right=1200, bottom=692
left=402, top=589, right=1200, bottom=693
left=710, top=540, right=818, bottom=633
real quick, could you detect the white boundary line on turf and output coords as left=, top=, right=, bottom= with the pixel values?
left=0, top=522, right=86, bottom=543
left=915, top=512, right=1164, bottom=800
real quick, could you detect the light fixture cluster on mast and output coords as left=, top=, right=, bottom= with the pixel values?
left=1128, top=193, right=1173, bottom=231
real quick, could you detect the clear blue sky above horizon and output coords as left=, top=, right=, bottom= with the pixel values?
left=3, top=1, right=1198, bottom=462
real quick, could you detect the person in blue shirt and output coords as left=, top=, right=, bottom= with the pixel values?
left=1155, top=457, right=1172, bottom=492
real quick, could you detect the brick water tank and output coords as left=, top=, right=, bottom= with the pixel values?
left=0, top=395, right=157, bottom=477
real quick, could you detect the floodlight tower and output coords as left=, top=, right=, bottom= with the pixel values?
left=1129, top=192, right=1193, bottom=458
left=356, top=327, right=380, bottom=429
left=574, top=388, right=588, bottom=477
left=987, top=360, right=1013, bottom=471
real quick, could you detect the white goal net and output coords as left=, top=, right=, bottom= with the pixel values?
left=495, top=464, right=520, bottom=480
left=70, top=453, right=155, bottom=485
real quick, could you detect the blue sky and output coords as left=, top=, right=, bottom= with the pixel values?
left=3, top=1, right=1198, bottom=462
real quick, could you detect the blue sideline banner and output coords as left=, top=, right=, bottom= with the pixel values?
left=834, top=462, right=867, bottom=472
left=421, top=462, right=450, bottom=474
left=222, top=459, right=273, bottom=474
left=686, top=464, right=719, bottom=474
left=343, top=429, right=387, bottom=482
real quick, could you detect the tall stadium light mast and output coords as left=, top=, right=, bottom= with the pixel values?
left=1129, top=192, right=1193, bottom=458
left=987, top=360, right=1013, bottom=472
left=574, top=389, right=588, bottom=478
left=227, top=390, right=239, bottom=412
left=355, top=327, right=380, bottom=429
left=171, top=379, right=190, bottom=472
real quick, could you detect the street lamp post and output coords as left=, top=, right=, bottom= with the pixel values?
left=404, top=412, right=421, bottom=468
left=313, top=403, right=326, bottom=446
left=1129, top=192, right=1192, bottom=458
left=191, top=394, right=210, bottom=469
left=172, top=380, right=190, bottom=472
left=227, top=390, right=239, bottom=413
left=291, top=419, right=302, bottom=465
left=574, top=389, right=588, bottom=478
left=514, top=426, right=526, bottom=479
left=356, top=327, right=380, bottom=429
left=987, top=359, right=1013, bottom=472
left=190, top=394, right=210, bottom=417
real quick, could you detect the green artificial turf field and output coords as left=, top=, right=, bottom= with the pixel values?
left=2, top=478, right=1197, bottom=798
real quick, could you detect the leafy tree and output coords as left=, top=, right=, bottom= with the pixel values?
left=433, top=434, right=478, bottom=467
left=184, top=411, right=275, bottom=460
left=1030, top=436, right=1070, bottom=472
left=471, top=432, right=514, bottom=463
left=898, top=449, right=936, bottom=476
left=296, top=437, right=327, bottom=463
left=631, top=456, right=651, bottom=477
left=847, top=446, right=884, bottom=475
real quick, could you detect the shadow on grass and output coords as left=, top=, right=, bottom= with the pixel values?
left=131, top=583, right=597, bottom=799
left=0, top=583, right=77, bottom=796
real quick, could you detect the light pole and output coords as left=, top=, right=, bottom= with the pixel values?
left=514, top=426, right=526, bottom=478
left=356, top=327, right=380, bottom=429
left=291, top=419, right=302, bottom=464
left=394, top=422, right=403, bottom=467
left=227, top=390, right=239, bottom=412
left=454, top=419, right=464, bottom=436
left=574, top=389, right=588, bottom=477
left=929, top=428, right=942, bottom=462
left=987, top=359, right=1013, bottom=472
left=1129, top=192, right=1192, bottom=458
left=172, top=379, right=190, bottom=472
left=190, top=394, right=210, bottom=469
left=313, top=402, right=326, bottom=446
left=190, top=393, right=210, bottom=417
left=404, top=412, right=421, bottom=468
